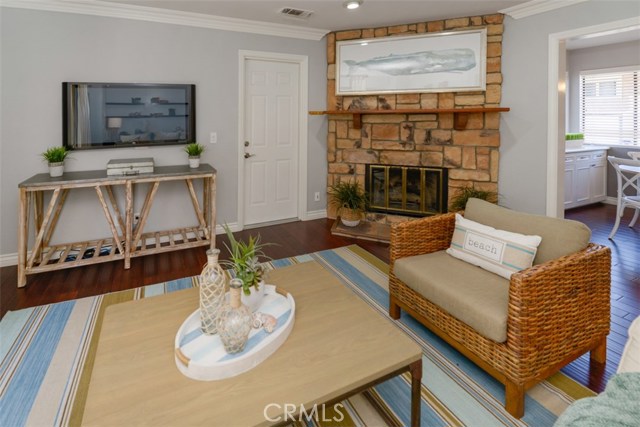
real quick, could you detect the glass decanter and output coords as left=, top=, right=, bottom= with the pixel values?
left=217, top=278, right=252, bottom=354
left=199, top=248, right=226, bottom=335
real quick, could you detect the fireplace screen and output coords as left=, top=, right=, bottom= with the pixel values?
left=366, top=165, right=448, bottom=216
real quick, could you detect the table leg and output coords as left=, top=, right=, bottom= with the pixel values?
left=18, top=188, right=28, bottom=287
left=209, top=175, right=216, bottom=250
left=125, top=181, right=132, bottom=269
left=410, top=358, right=422, bottom=427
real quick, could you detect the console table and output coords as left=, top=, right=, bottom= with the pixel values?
left=17, top=164, right=216, bottom=287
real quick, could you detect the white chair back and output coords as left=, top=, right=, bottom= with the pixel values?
left=606, top=156, right=640, bottom=239
left=628, top=151, right=640, bottom=161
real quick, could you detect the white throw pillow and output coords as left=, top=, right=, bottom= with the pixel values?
left=446, top=214, right=542, bottom=279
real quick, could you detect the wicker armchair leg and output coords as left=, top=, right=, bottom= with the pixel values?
left=505, top=381, right=525, bottom=418
left=590, top=337, right=607, bottom=364
left=390, top=295, right=401, bottom=320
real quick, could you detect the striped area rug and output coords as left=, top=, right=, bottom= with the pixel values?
left=0, top=245, right=593, bottom=426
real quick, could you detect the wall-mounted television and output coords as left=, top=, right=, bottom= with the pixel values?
left=63, top=82, right=195, bottom=150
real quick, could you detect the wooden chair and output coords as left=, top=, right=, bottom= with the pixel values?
left=389, top=203, right=611, bottom=418
left=607, top=156, right=640, bottom=239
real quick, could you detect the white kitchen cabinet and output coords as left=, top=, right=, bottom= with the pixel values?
left=564, top=149, right=607, bottom=209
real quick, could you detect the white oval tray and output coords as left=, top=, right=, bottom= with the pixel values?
left=174, top=285, right=295, bottom=381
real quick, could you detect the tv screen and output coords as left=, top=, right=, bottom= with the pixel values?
left=63, top=82, right=195, bottom=150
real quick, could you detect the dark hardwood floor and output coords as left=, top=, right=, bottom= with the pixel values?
left=1, top=203, right=637, bottom=394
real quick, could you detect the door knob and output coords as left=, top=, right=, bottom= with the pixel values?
left=244, top=141, right=250, bottom=147
left=244, top=153, right=255, bottom=159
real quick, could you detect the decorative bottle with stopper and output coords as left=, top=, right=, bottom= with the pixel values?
left=199, top=248, right=226, bottom=335
left=216, top=278, right=252, bottom=353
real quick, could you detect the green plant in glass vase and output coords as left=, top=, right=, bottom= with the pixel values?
left=221, top=224, right=271, bottom=296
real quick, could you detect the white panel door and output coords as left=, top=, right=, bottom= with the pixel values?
left=244, top=59, right=299, bottom=226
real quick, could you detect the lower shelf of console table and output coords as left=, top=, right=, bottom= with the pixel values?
left=17, top=164, right=216, bottom=287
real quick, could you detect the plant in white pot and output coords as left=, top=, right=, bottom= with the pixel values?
left=41, top=146, right=70, bottom=178
left=328, top=180, right=367, bottom=227
left=221, top=224, right=272, bottom=312
left=184, top=143, right=205, bottom=168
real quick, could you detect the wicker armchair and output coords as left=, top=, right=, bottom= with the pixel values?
left=389, top=212, right=611, bottom=418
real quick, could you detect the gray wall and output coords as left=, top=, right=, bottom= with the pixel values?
left=0, top=8, right=327, bottom=256
left=500, top=0, right=639, bottom=214
left=567, top=40, right=640, bottom=132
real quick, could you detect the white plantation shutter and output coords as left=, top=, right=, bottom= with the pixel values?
left=580, top=66, right=638, bottom=146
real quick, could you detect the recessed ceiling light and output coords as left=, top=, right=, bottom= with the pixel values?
left=344, top=0, right=363, bottom=10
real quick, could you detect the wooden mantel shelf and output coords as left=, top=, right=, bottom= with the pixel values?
left=309, top=107, right=510, bottom=130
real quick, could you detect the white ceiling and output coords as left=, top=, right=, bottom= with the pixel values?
left=102, top=0, right=529, bottom=32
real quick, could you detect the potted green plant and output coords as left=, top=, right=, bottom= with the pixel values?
left=449, top=186, right=498, bottom=212
left=328, top=180, right=367, bottom=227
left=565, top=133, right=585, bottom=150
left=221, top=224, right=271, bottom=311
left=41, top=146, right=70, bottom=177
left=184, top=143, right=205, bottom=168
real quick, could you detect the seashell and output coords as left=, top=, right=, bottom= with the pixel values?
left=261, top=314, right=277, bottom=333
left=250, top=312, right=277, bottom=333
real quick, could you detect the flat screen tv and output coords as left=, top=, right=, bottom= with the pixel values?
left=63, top=82, right=195, bottom=150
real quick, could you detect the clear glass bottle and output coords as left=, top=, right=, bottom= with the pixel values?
left=199, top=248, right=226, bottom=335
left=216, top=278, right=252, bottom=354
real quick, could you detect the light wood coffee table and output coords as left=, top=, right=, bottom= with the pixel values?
left=83, top=261, right=422, bottom=426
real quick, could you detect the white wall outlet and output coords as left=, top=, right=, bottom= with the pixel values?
left=314, top=192, right=320, bottom=202
left=209, top=132, right=217, bottom=144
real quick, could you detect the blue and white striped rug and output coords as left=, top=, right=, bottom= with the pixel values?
left=0, top=245, right=593, bottom=426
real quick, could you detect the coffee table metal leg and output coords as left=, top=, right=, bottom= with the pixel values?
left=410, top=358, right=422, bottom=427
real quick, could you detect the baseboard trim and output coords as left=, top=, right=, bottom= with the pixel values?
left=0, top=253, right=20, bottom=267
left=304, top=209, right=327, bottom=221
left=603, top=197, right=617, bottom=206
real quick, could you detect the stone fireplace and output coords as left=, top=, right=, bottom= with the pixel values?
left=325, top=13, right=504, bottom=220
left=366, top=165, right=448, bottom=216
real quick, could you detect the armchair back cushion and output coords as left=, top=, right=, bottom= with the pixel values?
left=464, top=198, right=591, bottom=264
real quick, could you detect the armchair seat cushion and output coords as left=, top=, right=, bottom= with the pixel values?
left=394, top=250, right=510, bottom=342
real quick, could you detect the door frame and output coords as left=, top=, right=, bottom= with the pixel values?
left=545, top=16, right=640, bottom=218
left=237, top=50, right=309, bottom=230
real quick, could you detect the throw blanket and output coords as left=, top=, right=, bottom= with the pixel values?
left=554, top=373, right=640, bottom=427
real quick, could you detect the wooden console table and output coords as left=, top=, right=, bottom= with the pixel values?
left=17, top=164, right=216, bottom=287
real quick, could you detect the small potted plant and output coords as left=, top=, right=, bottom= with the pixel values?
left=449, top=186, right=498, bottom=212
left=565, top=133, right=585, bottom=150
left=221, top=224, right=272, bottom=312
left=184, top=143, right=205, bottom=168
left=328, top=180, right=367, bottom=227
left=41, top=146, right=70, bottom=177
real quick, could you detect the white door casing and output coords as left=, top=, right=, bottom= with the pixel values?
left=546, top=17, right=640, bottom=218
left=238, top=51, right=308, bottom=229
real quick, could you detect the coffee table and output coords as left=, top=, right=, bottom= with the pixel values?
left=82, top=261, right=423, bottom=426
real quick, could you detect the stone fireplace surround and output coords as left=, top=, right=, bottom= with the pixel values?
left=325, top=13, right=504, bottom=219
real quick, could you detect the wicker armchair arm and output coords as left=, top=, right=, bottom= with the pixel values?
left=390, top=213, right=456, bottom=268
left=506, top=243, right=611, bottom=355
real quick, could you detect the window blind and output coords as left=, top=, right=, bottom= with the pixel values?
left=580, top=67, right=638, bottom=146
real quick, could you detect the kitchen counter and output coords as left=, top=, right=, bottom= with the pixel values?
left=565, top=145, right=609, bottom=153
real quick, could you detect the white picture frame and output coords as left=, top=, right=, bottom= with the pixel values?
left=336, top=29, right=487, bottom=95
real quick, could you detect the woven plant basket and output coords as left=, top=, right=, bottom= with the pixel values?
left=340, top=208, right=362, bottom=227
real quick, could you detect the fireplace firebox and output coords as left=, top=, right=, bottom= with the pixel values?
left=365, top=165, right=448, bottom=217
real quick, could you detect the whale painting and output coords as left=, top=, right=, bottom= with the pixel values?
left=343, top=48, right=477, bottom=76
left=336, top=29, right=487, bottom=95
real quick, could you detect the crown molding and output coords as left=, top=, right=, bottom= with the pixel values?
left=0, top=0, right=329, bottom=41
left=500, top=0, right=589, bottom=19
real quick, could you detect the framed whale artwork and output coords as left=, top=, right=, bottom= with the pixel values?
left=336, top=28, right=487, bottom=95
